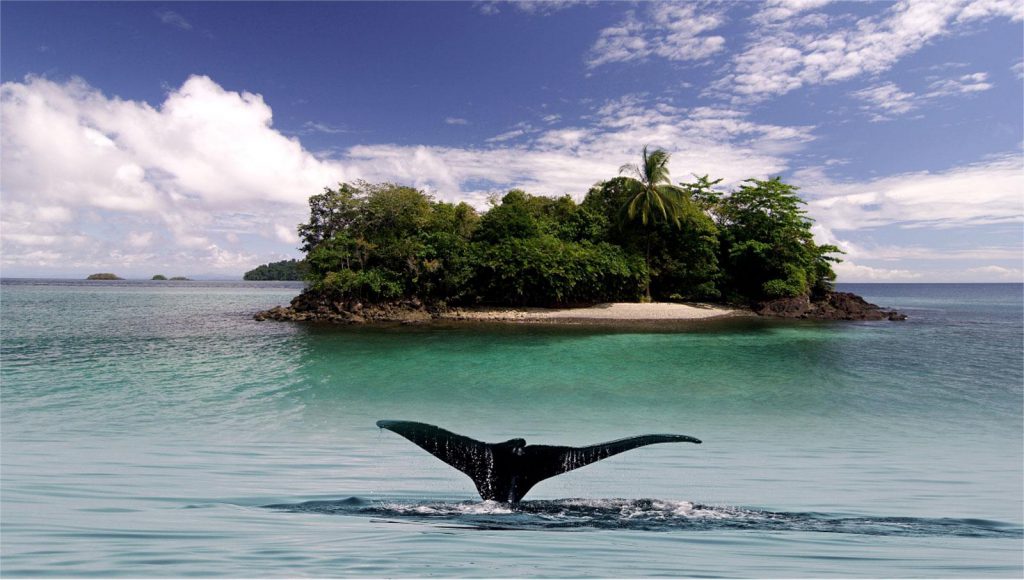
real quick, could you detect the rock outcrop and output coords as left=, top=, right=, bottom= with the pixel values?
left=754, top=292, right=906, bottom=321
left=254, top=290, right=433, bottom=324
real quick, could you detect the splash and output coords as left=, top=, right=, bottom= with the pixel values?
left=264, top=497, right=1023, bottom=538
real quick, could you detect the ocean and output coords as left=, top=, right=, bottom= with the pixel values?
left=1, top=280, right=1021, bottom=577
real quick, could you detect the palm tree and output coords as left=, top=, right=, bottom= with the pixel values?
left=618, top=146, right=691, bottom=300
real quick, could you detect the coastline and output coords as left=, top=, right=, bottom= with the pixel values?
left=437, top=302, right=747, bottom=322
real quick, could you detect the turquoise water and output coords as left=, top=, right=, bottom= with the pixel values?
left=1, top=280, right=1021, bottom=577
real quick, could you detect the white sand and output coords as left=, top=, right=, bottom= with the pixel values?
left=439, top=302, right=745, bottom=322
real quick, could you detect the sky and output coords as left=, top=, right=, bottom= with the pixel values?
left=1, top=0, right=1021, bottom=281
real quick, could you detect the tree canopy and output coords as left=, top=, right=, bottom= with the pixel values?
left=293, top=154, right=840, bottom=307
left=244, top=259, right=309, bottom=281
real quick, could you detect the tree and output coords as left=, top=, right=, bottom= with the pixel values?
left=617, top=146, right=694, bottom=299
left=297, top=183, right=361, bottom=253
left=619, top=146, right=690, bottom=227
left=243, top=259, right=308, bottom=281
left=716, top=177, right=841, bottom=300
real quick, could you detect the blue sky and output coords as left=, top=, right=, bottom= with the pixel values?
left=1, top=0, right=1021, bottom=280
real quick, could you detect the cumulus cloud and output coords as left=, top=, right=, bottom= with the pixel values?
left=714, top=0, right=1020, bottom=103
left=1, top=74, right=814, bottom=275
left=1, top=75, right=350, bottom=275
left=587, top=3, right=726, bottom=68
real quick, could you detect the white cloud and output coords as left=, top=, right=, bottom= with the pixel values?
left=967, top=265, right=1024, bottom=280
left=926, top=71, right=993, bottom=95
left=274, top=224, right=300, bottom=245
left=301, top=121, right=348, bottom=134
left=752, top=0, right=833, bottom=26
left=155, top=9, right=192, bottom=31
left=833, top=260, right=923, bottom=282
left=445, top=117, right=469, bottom=125
left=477, top=0, right=591, bottom=16
left=345, top=97, right=812, bottom=209
left=0, top=74, right=832, bottom=276
left=851, top=82, right=920, bottom=121
left=587, top=3, right=726, bottom=68
left=1, top=75, right=350, bottom=275
left=798, top=154, right=1023, bottom=231
left=851, top=71, right=993, bottom=121
left=715, top=0, right=1020, bottom=103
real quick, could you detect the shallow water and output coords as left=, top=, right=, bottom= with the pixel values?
left=2, top=280, right=1021, bottom=577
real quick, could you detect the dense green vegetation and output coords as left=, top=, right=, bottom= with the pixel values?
left=152, top=274, right=168, bottom=280
left=243, top=259, right=308, bottom=281
left=86, top=273, right=123, bottom=280
left=296, top=150, right=840, bottom=307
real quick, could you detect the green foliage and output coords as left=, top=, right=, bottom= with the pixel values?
left=293, top=164, right=840, bottom=307
left=86, top=273, right=122, bottom=280
left=618, top=146, right=691, bottom=228
left=471, top=236, right=646, bottom=306
left=243, top=259, right=308, bottom=281
left=299, top=182, right=480, bottom=303
left=715, top=177, right=841, bottom=300
left=297, top=183, right=362, bottom=253
left=312, top=268, right=403, bottom=301
left=151, top=274, right=167, bottom=280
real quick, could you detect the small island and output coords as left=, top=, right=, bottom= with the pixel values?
left=169, top=276, right=190, bottom=281
left=256, top=148, right=904, bottom=325
left=152, top=274, right=168, bottom=280
left=86, top=273, right=123, bottom=280
left=244, top=259, right=307, bottom=281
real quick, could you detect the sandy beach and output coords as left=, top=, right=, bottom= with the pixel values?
left=438, top=302, right=746, bottom=322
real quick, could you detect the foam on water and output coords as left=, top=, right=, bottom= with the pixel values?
left=264, top=496, right=1023, bottom=538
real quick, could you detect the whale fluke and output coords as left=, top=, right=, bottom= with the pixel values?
left=376, top=419, right=701, bottom=504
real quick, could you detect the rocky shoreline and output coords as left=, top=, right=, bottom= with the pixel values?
left=754, top=292, right=907, bottom=321
left=254, top=289, right=906, bottom=325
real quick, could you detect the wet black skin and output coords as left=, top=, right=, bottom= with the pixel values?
left=376, top=420, right=702, bottom=504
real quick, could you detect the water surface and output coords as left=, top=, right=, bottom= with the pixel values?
left=2, top=280, right=1021, bottom=577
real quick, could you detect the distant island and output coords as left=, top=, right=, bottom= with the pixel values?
left=152, top=275, right=191, bottom=280
left=244, top=259, right=307, bottom=281
left=86, top=273, right=123, bottom=280
left=256, top=148, right=904, bottom=324
left=169, top=276, right=190, bottom=281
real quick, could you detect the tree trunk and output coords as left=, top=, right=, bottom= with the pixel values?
left=644, top=236, right=652, bottom=301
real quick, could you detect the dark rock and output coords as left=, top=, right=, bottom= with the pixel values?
left=254, top=288, right=433, bottom=324
left=755, top=291, right=905, bottom=321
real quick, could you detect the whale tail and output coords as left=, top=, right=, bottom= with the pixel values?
left=376, top=420, right=701, bottom=503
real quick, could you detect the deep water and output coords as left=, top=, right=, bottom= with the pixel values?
left=1, top=280, right=1021, bottom=577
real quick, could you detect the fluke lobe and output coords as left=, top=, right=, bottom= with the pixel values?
left=376, top=419, right=701, bottom=504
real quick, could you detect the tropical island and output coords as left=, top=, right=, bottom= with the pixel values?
left=86, top=273, right=123, bottom=280
left=256, top=148, right=904, bottom=324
